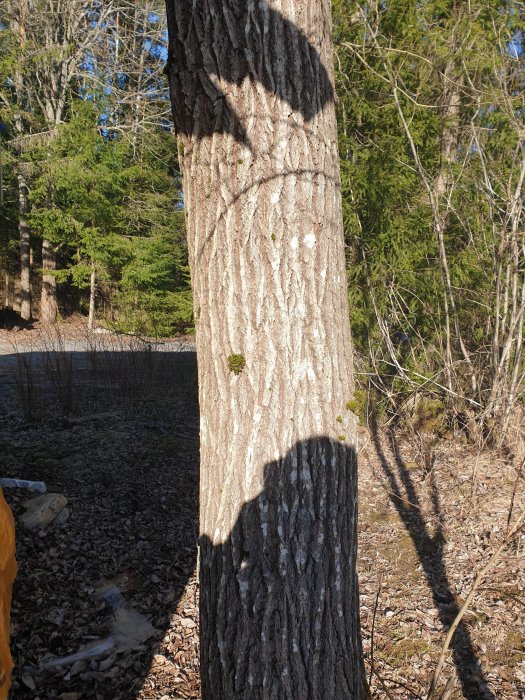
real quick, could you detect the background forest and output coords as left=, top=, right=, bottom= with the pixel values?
left=0, top=0, right=523, bottom=438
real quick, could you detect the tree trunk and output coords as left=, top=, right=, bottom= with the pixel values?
left=165, top=2, right=365, bottom=698
left=40, top=238, right=58, bottom=323
left=18, top=173, right=31, bottom=321
left=88, top=263, right=96, bottom=330
left=13, top=0, right=31, bottom=321
left=432, top=66, right=475, bottom=390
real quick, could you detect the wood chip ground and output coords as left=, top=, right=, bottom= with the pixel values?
left=0, top=326, right=523, bottom=699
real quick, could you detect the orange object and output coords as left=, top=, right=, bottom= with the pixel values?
left=0, top=489, right=16, bottom=700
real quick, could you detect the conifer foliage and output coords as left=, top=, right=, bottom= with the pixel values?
left=0, top=0, right=191, bottom=335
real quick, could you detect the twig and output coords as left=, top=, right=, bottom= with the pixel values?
left=426, top=506, right=525, bottom=698
left=479, top=587, right=525, bottom=610
left=369, top=576, right=383, bottom=690
left=438, top=675, right=455, bottom=700
left=379, top=360, right=482, bottom=407
left=371, top=667, right=397, bottom=700
left=507, top=455, right=525, bottom=530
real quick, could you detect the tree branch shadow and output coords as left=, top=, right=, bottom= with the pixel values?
left=369, top=415, right=495, bottom=700
left=165, top=1, right=334, bottom=146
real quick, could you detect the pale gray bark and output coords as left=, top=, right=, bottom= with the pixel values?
left=40, top=238, right=58, bottom=323
left=18, top=173, right=31, bottom=320
left=88, top=263, right=96, bottom=330
left=10, top=0, right=32, bottom=320
left=165, top=2, right=365, bottom=698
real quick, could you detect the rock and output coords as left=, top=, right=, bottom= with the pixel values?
left=20, top=493, right=68, bottom=530
left=52, top=507, right=70, bottom=527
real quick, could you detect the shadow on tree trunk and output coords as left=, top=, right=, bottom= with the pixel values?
left=165, top=0, right=334, bottom=146
left=199, top=437, right=366, bottom=699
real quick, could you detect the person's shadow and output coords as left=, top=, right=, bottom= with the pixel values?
left=165, top=0, right=335, bottom=145
left=198, top=437, right=366, bottom=699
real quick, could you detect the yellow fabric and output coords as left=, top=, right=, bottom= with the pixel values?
left=0, top=489, right=16, bottom=700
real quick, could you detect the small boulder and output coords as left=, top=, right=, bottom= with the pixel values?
left=20, top=493, right=68, bottom=530
left=52, top=506, right=70, bottom=527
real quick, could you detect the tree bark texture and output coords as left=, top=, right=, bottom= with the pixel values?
left=18, top=173, right=31, bottom=321
left=13, top=0, right=31, bottom=321
left=165, top=2, right=365, bottom=698
left=88, top=263, right=96, bottom=330
left=40, top=238, right=58, bottom=323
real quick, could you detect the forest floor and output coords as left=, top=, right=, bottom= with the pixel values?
left=0, top=322, right=524, bottom=700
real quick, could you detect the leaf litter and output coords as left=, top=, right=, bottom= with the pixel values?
left=1, top=326, right=524, bottom=699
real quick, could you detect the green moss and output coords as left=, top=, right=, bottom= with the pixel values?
left=338, top=434, right=346, bottom=441
left=413, top=398, right=445, bottom=433
left=364, top=510, right=395, bottom=524
left=270, top=232, right=276, bottom=241
left=345, top=389, right=367, bottom=423
left=336, top=415, right=343, bottom=423
left=383, top=638, right=433, bottom=667
left=227, top=354, right=246, bottom=375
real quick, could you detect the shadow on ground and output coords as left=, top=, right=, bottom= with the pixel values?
left=1, top=346, right=200, bottom=699
left=369, top=416, right=495, bottom=700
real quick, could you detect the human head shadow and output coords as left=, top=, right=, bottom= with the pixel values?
left=369, top=415, right=495, bottom=700
left=198, top=437, right=366, bottom=698
left=165, top=0, right=334, bottom=145
left=2, top=346, right=200, bottom=699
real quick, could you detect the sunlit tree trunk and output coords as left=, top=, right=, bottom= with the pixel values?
left=165, top=1, right=366, bottom=697
left=11, top=0, right=32, bottom=321
left=17, top=172, right=31, bottom=320
left=87, top=262, right=96, bottom=330
left=40, top=238, right=58, bottom=323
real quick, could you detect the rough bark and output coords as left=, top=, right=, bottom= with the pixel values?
left=18, top=173, right=31, bottom=321
left=12, top=0, right=32, bottom=321
left=40, top=238, right=58, bottom=323
left=165, top=2, right=365, bottom=698
left=88, top=263, right=96, bottom=330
